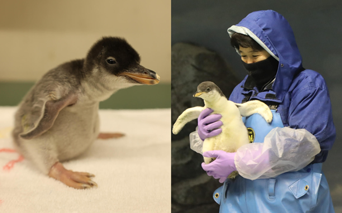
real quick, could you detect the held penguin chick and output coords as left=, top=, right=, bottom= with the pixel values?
left=172, top=81, right=272, bottom=177
left=12, top=37, right=160, bottom=189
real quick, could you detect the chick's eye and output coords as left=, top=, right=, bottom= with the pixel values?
left=107, top=59, right=115, bottom=64
left=206, top=88, right=211, bottom=92
left=106, top=57, right=117, bottom=65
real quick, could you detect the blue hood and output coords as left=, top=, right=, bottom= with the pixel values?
left=228, top=10, right=304, bottom=102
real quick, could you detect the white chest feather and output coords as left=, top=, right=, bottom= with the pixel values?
left=202, top=100, right=249, bottom=161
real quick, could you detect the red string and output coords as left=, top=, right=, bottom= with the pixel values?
left=0, top=148, right=17, bottom=153
left=0, top=148, right=24, bottom=171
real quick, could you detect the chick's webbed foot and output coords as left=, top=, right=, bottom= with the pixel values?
left=48, top=162, right=97, bottom=189
left=97, top=132, right=125, bottom=139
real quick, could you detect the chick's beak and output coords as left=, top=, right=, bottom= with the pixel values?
left=118, top=65, right=160, bottom=85
left=193, top=92, right=204, bottom=97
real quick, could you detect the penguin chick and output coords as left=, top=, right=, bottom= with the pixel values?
left=172, top=81, right=272, bottom=178
left=12, top=37, right=160, bottom=189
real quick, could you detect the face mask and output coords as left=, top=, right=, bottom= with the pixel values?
left=242, top=56, right=279, bottom=90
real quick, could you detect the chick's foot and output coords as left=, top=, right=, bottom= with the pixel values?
left=48, top=162, right=97, bottom=189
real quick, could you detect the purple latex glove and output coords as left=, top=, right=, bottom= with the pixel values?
left=197, top=108, right=223, bottom=141
left=201, top=150, right=236, bottom=183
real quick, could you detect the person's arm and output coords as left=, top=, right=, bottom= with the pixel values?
left=234, top=127, right=320, bottom=180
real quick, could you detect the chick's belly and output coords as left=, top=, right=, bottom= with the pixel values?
left=215, top=131, right=239, bottom=153
left=49, top=109, right=99, bottom=161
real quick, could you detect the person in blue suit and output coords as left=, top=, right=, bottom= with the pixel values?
left=196, top=10, right=336, bottom=213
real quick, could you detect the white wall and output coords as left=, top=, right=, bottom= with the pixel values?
left=0, top=0, right=171, bottom=83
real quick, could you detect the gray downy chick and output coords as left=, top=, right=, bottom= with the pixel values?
left=12, top=37, right=160, bottom=189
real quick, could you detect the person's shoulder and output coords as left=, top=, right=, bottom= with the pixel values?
left=291, top=69, right=327, bottom=90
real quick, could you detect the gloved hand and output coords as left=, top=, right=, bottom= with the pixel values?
left=197, top=108, right=223, bottom=141
left=201, top=150, right=236, bottom=183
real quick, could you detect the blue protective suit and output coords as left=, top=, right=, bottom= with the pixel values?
left=213, top=10, right=335, bottom=213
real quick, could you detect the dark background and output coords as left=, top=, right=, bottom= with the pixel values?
left=172, top=0, right=342, bottom=211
